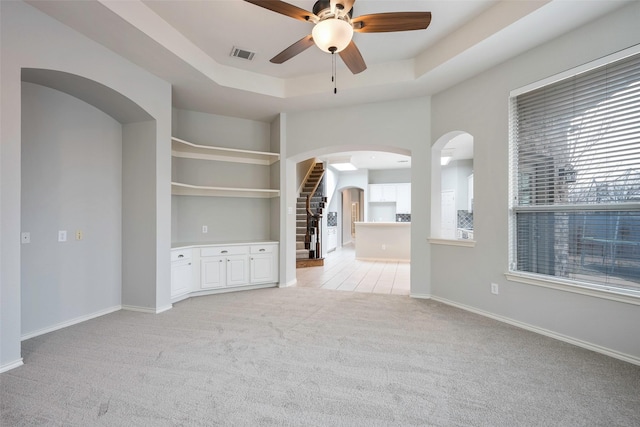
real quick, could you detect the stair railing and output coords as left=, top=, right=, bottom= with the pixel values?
left=305, top=170, right=326, bottom=259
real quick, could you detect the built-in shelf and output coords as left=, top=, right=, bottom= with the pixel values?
left=171, top=182, right=280, bottom=198
left=171, top=137, right=279, bottom=165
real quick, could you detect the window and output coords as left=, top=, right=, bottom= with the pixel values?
left=509, top=51, right=640, bottom=295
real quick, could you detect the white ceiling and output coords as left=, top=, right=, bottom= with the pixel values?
left=24, top=0, right=632, bottom=168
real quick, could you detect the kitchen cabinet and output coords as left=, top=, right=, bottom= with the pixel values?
left=171, top=249, right=193, bottom=298
left=249, top=244, right=278, bottom=284
left=395, top=183, right=411, bottom=214
left=369, top=184, right=397, bottom=202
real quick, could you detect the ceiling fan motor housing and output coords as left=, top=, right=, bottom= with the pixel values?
left=312, top=1, right=353, bottom=17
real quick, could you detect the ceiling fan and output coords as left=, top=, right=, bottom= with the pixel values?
left=244, top=0, right=432, bottom=74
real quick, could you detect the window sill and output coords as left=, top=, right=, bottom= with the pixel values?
left=428, top=238, right=476, bottom=248
left=505, top=271, right=640, bottom=306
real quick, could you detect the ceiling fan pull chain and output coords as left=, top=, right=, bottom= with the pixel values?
left=333, top=52, right=336, bottom=94
left=332, top=50, right=337, bottom=94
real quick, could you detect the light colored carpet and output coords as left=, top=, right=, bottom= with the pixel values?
left=1, top=287, right=639, bottom=426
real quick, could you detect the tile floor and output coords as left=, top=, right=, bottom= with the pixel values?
left=294, top=244, right=411, bottom=295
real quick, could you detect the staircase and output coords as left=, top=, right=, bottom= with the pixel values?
left=296, top=162, right=326, bottom=268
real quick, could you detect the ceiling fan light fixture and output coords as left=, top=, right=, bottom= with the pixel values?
left=312, top=18, right=353, bottom=53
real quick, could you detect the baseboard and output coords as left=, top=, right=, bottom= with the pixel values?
left=410, top=293, right=432, bottom=300
left=0, top=358, right=24, bottom=373
left=280, top=278, right=297, bottom=288
left=356, top=257, right=410, bottom=262
left=122, top=304, right=172, bottom=314
left=431, top=295, right=640, bottom=366
left=21, top=305, right=122, bottom=341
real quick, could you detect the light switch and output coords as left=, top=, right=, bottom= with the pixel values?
left=58, top=230, right=67, bottom=242
left=202, top=225, right=208, bottom=233
left=21, top=232, right=31, bottom=244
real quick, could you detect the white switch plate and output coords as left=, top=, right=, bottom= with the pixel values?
left=202, top=225, right=208, bottom=233
left=491, top=283, right=499, bottom=295
left=21, top=232, right=31, bottom=244
left=58, top=230, right=67, bottom=242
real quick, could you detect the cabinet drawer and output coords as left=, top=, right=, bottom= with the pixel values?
left=201, top=246, right=248, bottom=257
left=171, top=249, right=192, bottom=262
left=251, top=244, right=276, bottom=254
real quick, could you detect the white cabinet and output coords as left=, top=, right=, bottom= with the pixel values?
left=200, top=256, right=225, bottom=289
left=250, top=244, right=278, bottom=284
left=197, top=243, right=278, bottom=289
left=369, top=184, right=397, bottom=202
left=171, top=137, right=280, bottom=198
left=468, top=173, right=474, bottom=212
left=171, top=249, right=193, bottom=298
left=396, top=183, right=411, bottom=214
left=327, top=227, right=338, bottom=252
left=200, top=246, right=249, bottom=289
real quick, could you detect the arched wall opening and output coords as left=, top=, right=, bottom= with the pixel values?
left=19, top=69, right=160, bottom=340
left=431, top=131, right=474, bottom=241
left=286, top=145, right=411, bottom=287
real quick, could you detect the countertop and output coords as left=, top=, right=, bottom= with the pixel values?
left=354, top=222, right=411, bottom=226
left=172, top=240, right=278, bottom=250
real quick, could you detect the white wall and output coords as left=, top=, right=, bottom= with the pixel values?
left=21, top=83, right=122, bottom=336
left=1, top=1, right=172, bottom=371
left=171, top=108, right=274, bottom=244
left=430, top=1, right=640, bottom=361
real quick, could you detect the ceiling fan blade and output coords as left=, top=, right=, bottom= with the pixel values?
left=244, top=0, right=315, bottom=23
left=353, top=12, right=432, bottom=33
left=331, top=0, right=355, bottom=15
left=270, top=35, right=315, bottom=64
left=339, top=41, right=367, bottom=74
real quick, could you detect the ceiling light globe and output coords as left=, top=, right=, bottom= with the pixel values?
left=312, top=18, right=353, bottom=53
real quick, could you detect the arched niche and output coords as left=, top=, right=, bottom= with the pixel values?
left=431, top=131, right=474, bottom=241
left=19, top=68, right=164, bottom=343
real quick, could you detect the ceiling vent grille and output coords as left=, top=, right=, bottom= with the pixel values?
left=230, top=47, right=255, bottom=61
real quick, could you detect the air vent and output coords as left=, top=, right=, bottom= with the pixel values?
left=230, top=47, right=255, bottom=61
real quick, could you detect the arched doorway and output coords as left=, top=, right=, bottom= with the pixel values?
left=289, top=148, right=412, bottom=295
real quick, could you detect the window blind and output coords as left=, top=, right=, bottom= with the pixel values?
left=510, top=52, right=640, bottom=292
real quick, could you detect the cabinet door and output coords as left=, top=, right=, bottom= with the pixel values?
left=201, top=257, right=225, bottom=289
left=250, top=253, right=276, bottom=284
left=171, top=259, right=192, bottom=297
left=369, top=184, right=383, bottom=202
left=382, top=184, right=397, bottom=202
left=327, top=227, right=338, bottom=251
left=226, top=255, right=249, bottom=287
left=370, top=184, right=398, bottom=202
left=396, top=183, right=411, bottom=214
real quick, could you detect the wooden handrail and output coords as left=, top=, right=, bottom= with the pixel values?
left=306, top=169, right=326, bottom=218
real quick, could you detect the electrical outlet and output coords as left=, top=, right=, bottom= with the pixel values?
left=382, top=244, right=386, bottom=250
left=58, top=230, right=67, bottom=242
left=202, top=225, right=208, bottom=234
left=76, top=230, right=83, bottom=240
left=491, top=283, right=499, bottom=295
